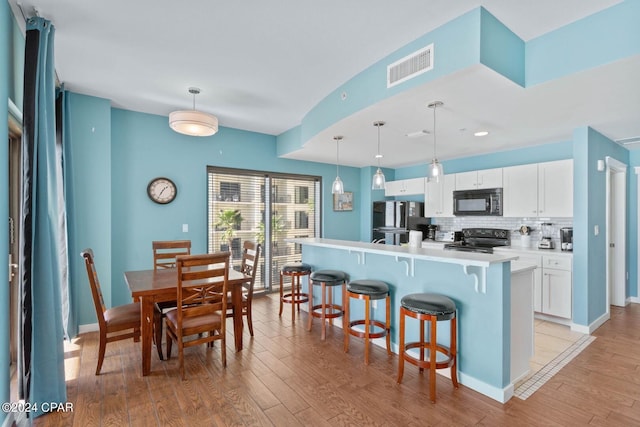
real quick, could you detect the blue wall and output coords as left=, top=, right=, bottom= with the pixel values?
left=65, top=104, right=364, bottom=324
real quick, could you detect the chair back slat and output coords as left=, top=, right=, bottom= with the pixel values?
left=81, top=249, right=107, bottom=327
left=176, top=252, right=230, bottom=325
left=153, top=240, right=191, bottom=270
left=240, top=241, right=261, bottom=292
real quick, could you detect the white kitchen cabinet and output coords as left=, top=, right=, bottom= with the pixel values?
left=385, top=177, right=425, bottom=197
left=455, top=168, right=503, bottom=190
left=503, top=160, right=573, bottom=218
left=494, top=249, right=572, bottom=321
left=503, top=163, right=538, bottom=217
left=513, top=252, right=543, bottom=312
left=538, top=159, right=573, bottom=217
left=425, top=174, right=455, bottom=217
left=542, top=269, right=572, bottom=318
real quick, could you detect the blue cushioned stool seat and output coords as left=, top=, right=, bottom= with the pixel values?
left=344, top=279, right=392, bottom=364
left=308, top=269, right=348, bottom=340
left=279, top=263, right=312, bottom=323
left=310, top=270, right=348, bottom=286
left=400, top=293, right=456, bottom=320
left=347, top=280, right=389, bottom=300
left=397, top=292, right=458, bottom=403
left=281, top=263, right=312, bottom=274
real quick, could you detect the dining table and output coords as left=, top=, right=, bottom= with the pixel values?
left=124, top=266, right=252, bottom=376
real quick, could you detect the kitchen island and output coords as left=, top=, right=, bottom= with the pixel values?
left=289, top=238, right=533, bottom=403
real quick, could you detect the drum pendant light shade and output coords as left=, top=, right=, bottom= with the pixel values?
left=169, top=87, right=219, bottom=137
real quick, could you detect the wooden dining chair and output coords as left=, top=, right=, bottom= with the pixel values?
left=152, top=240, right=192, bottom=270
left=152, top=240, right=191, bottom=360
left=165, top=252, right=230, bottom=380
left=81, top=248, right=141, bottom=375
left=226, top=241, right=261, bottom=336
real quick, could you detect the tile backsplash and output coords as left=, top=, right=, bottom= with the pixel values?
left=431, top=217, right=573, bottom=247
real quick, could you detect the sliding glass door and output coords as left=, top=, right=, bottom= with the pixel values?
left=207, top=167, right=321, bottom=291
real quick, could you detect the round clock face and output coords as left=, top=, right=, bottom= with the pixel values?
left=147, top=177, right=177, bottom=204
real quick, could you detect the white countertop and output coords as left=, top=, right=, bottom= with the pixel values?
left=288, top=237, right=518, bottom=267
left=421, top=240, right=573, bottom=257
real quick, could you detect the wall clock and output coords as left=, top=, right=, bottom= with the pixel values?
left=147, top=177, right=177, bottom=204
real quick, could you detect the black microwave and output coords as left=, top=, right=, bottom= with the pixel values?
left=453, top=188, right=503, bottom=216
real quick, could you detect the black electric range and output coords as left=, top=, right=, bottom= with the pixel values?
left=444, top=228, right=510, bottom=254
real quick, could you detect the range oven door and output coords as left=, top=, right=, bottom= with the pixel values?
left=453, top=188, right=503, bottom=216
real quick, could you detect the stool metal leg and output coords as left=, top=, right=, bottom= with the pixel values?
left=430, top=315, right=437, bottom=403
left=451, top=316, right=459, bottom=388
left=320, top=282, right=327, bottom=340
left=397, top=306, right=406, bottom=384
left=343, top=290, right=350, bottom=353
left=279, top=272, right=285, bottom=317
left=385, top=294, right=391, bottom=355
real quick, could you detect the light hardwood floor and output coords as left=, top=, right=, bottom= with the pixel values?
left=30, top=297, right=640, bottom=426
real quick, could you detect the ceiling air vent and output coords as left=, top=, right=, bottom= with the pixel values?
left=387, top=44, right=434, bottom=88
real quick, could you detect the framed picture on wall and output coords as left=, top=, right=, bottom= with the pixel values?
left=333, top=191, right=353, bottom=211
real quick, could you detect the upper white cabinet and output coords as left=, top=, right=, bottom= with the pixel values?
left=503, top=159, right=573, bottom=218
left=538, top=159, right=573, bottom=217
left=385, top=177, right=425, bottom=197
left=425, top=174, right=455, bottom=217
left=503, top=163, right=538, bottom=217
left=455, top=168, right=503, bottom=190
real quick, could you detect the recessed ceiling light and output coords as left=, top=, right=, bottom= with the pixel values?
left=474, top=131, right=489, bottom=137
left=406, top=130, right=430, bottom=138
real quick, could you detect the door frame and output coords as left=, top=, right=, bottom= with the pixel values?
left=605, top=156, right=627, bottom=311
left=8, top=101, right=22, bottom=399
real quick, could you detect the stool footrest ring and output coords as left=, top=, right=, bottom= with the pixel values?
left=402, top=342, right=454, bottom=370
left=311, top=304, right=343, bottom=319
left=347, top=319, right=388, bottom=340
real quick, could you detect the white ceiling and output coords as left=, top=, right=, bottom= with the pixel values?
left=9, top=0, right=638, bottom=168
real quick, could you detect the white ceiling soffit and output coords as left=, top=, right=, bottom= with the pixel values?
left=7, top=0, right=630, bottom=168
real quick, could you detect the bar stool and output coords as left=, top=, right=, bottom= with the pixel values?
left=397, top=293, right=458, bottom=403
left=279, top=262, right=311, bottom=323
left=343, top=279, right=391, bottom=364
left=308, top=270, right=348, bottom=340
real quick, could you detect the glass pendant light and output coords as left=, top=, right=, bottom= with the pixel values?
left=372, top=121, right=386, bottom=190
left=427, top=101, right=444, bottom=182
left=332, top=136, right=344, bottom=194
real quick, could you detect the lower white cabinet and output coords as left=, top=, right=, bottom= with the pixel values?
left=495, top=249, right=572, bottom=321
left=542, top=255, right=572, bottom=319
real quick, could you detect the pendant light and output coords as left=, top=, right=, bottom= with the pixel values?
left=332, top=136, right=344, bottom=194
left=169, top=87, right=219, bottom=137
left=427, top=101, right=444, bottom=182
left=372, top=121, right=386, bottom=190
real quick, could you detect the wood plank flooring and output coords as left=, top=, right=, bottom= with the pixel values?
left=32, top=297, right=640, bottom=426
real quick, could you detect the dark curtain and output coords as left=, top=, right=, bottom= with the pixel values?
left=20, top=16, right=68, bottom=417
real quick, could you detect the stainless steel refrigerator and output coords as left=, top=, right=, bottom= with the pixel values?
left=372, top=201, right=426, bottom=245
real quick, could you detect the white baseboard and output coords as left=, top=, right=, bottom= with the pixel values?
left=628, top=296, right=639, bottom=304
left=571, top=311, right=610, bottom=334
left=78, top=323, right=98, bottom=334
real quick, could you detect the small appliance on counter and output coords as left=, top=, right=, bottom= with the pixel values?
left=538, top=222, right=555, bottom=249
left=435, top=230, right=463, bottom=242
left=560, top=227, right=573, bottom=251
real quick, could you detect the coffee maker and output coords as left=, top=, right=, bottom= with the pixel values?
left=560, top=227, right=573, bottom=251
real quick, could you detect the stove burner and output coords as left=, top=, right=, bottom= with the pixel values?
left=443, top=228, right=510, bottom=254
left=444, top=243, right=494, bottom=254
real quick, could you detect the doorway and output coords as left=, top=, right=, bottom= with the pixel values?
left=605, top=156, right=627, bottom=309
left=8, top=110, right=22, bottom=401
